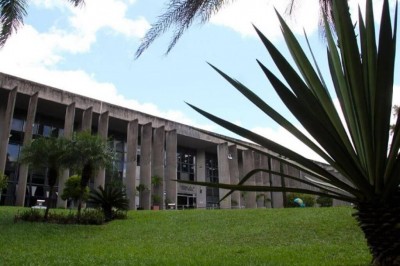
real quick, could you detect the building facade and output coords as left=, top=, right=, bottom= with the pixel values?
left=0, top=72, right=342, bottom=210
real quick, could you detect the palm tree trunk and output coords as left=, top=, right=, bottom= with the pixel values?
left=77, top=163, right=93, bottom=221
left=44, top=167, right=58, bottom=220
left=354, top=190, right=400, bottom=266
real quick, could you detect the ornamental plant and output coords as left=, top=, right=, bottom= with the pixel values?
left=181, top=0, right=400, bottom=264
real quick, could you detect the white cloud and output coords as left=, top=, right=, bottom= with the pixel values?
left=252, top=125, right=324, bottom=162
left=210, top=0, right=397, bottom=40
left=68, top=0, right=149, bottom=39
left=210, top=0, right=320, bottom=39
left=0, top=0, right=215, bottom=131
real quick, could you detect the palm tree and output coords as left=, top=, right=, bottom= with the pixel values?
left=135, top=0, right=334, bottom=58
left=0, top=0, right=84, bottom=47
left=66, top=131, right=114, bottom=220
left=181, top=0, right=399, bottom=264
left=19, top=136, right=70, bottom=219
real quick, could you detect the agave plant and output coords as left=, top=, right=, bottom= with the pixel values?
left=88, top=185, right=128, bottom=221
left=181, top=0, right=400, bottom=264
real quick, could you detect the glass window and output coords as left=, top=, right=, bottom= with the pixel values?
left=11, top=118, right=24, bottom=132
left=206, top=153, right=219, bottom=208
left=7, top=143, right=20, bottom=162
left=43, top=125, right=52, bottom=137
left=177, top=147, right=196, bottom=181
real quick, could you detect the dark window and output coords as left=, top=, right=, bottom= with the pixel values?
left=206, top=153, right=219, bottom=208
left=177, top=147, right=196, bottom=181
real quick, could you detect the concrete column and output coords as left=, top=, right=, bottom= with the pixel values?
left=57, top=103, right=75, bottom=208
left=81, top=107, right=93, bottom=132
left=0, top=87, right=17, bottom=174
left=217, top=142, right=231, bottom=209
left=254, top=153, right=264, bottom=208
left=242, top=149, right=256, bottom=208
left=165, top=130, right=177, bottom=209
left=126, top=119, right=138, bottom=210
left=270, top=157, right=284, bottom=208
left=283, top=164, right=301, bottom=188
left=228, top=145, right=241, bottom=208
left=152, top=126, right=165, bottom=209
left=94, top=111, right=109, bottom=189
left=140, top=122, right=152, bottom=210
left=15, top=92, right=39, bottom=206
left=196, top=149, right=206, bottom=209
left=261, top=155, right=272, bottom=208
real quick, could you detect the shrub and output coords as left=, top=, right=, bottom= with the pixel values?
left=61, top=175, right=89, bottom=204
left=0, top=173, right=8, bottom=190
left=316, top=196, right=333, bottom=207
left=88, top=186, right=129, bottom=221
left=14, top=209, right=43, bottom=222
left=47, top=211, right=76, bottom=224
left=79, top=209, right=105, bottom=225
left=286, top=193, right=315, bottom=208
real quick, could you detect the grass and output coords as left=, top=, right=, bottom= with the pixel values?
left=0, top=206, right=370, bottom=265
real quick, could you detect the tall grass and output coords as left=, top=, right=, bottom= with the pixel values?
left=0, top=207, right=370, bottom=265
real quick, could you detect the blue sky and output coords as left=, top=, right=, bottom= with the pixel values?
left=0, top=0, right=398, bottom=161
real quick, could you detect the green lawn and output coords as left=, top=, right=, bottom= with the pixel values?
left=0, top=207, right=370, bottom=265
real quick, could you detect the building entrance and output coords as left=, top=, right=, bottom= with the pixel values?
left=177, top=193, right=196, bottom=209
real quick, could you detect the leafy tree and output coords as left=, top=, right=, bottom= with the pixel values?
left=65, top=131, right=114, bottom=220
left=0, top=172, right=8, bottom=190
left=61, top=175, right=89, bottom=206
left=0, top=0, right=84, bottom=47
left=180, top=0, right=400, bottom=264
left=19, top=136, right=70, bottom=219
left=135, top=0, right=334, bottom=57
left=136, top=183, right=147, bottom=209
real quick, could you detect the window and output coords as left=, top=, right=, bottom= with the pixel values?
left=206, top=153, right=219, bottom=208
left=177, top=147, right=196, bottom=181
left=11, top=118, right=24, bottom=132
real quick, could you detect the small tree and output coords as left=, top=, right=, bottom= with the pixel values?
left=151, top=175, right=162, bottom=208
left=20, top=136, right=70, bottom=219
left=65, top=132, right=114, bottom=220
left=0, top=173, right=8, bottom=200
left=61, top=175, right=89, bottom=207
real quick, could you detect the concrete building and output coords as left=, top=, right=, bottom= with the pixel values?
left=0, top=72, right=344, bottom=209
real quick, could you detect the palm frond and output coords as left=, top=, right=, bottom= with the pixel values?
left=135, top=0, right=335, bottom=58
left=0, top=0, right=27, bottom=47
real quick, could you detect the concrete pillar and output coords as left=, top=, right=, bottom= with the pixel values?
left=0, top=87, right=17, bottom=174
left=254, top=153, right=264, bottom=208
left=81, top=107, right=93, bottom=132
left=261, top=155, right=272, bottom=208
left=57, top=103, right=75, bottom=208
left=217, top=142, right=231, bottom=209
left=242, top=149, right=256, bottom=208
left=228, top=145, right=241, bottom=208
left=94, top=111, right=109, bottom=189
left=126, top=119, right=138, bottom=210
left=270, top=157, right=284, bottom=208
left=140, top=123, right=152, bottom=210
left=165, top=130, right=177, bottom=209
left=196, top=149, right=206, bottom=209
left=152, top=126, right=165, bottom=209
left=15, top=92, right=39, bottom=206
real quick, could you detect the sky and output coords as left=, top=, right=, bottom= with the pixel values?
left=0, top=0, right=399, bottom=162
